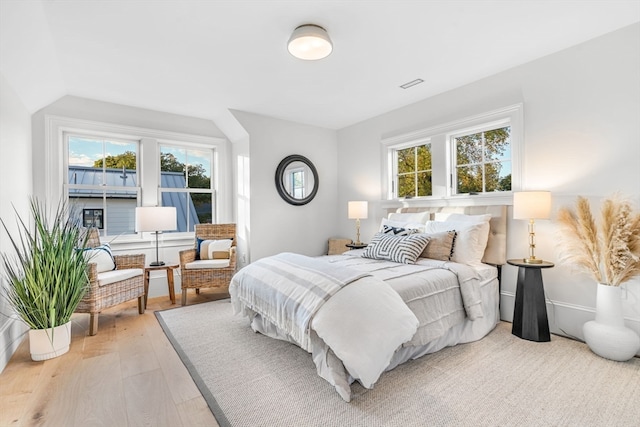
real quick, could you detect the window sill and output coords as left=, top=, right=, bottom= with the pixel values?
left=381, top=193, right=513, bottom=209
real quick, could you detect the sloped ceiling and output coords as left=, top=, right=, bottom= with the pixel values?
left=1, top=0, right=639, bottom=130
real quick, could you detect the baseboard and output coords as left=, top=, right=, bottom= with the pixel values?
left=500, top=292, right=640, bottom=356
left=0, top=316, right=28, bottom=373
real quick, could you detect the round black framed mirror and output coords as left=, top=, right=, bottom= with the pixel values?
left=275, top=154, right=319, bottom=206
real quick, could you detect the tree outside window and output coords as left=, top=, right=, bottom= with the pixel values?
left=395, top=143, right=432, bottom=198
left=454, top=126, right=511, bottom=194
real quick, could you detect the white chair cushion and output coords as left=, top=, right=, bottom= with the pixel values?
left=97, top=268, right=143, bottom=287
left=185, top=259, right=231, bottom=269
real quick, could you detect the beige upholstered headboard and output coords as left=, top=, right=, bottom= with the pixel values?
left=391, top=205, right=507, bottom=266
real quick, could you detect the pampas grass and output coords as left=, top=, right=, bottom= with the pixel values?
left=557, top=195, right=640, bottom=286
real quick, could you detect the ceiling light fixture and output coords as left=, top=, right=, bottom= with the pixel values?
left=288, top=24, right=333, bottom=60
left=400, top=79, right=424, bottom=89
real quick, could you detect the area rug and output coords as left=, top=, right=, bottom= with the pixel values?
left=156, top=299, right=640, bottom=427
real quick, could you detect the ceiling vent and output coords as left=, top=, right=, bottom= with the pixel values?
left=400, top=79, right=424, bottom=89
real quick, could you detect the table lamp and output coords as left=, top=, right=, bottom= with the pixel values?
left=513, top=191, right=551, bottom=264
left=348, top=201, right=368, bottom=245
left=135, top=206, right=177, bottom=266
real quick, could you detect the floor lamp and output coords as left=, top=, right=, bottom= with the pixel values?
left=135, top=206, right=177, bottom=266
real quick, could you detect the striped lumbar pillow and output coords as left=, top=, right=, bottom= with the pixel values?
left=381, top=224, right=419, bottom=236
left=362, top=233, right=431, bottom=264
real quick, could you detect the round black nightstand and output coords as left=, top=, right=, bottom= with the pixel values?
left=507, top=259, right=554, bottom=342
left=346, top=243, right=368, bottom=250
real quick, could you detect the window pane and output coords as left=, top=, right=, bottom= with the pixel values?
left=485, top=161, right=511, bottom=192
left=456, top=133, right=482, bottom=164
left=162, top=192, right=189, bottom=232
left=106, top=192, right=136, bottom=235
left=397, top=147, right=415, bottom=174
left=186, top=149, right=212, bottom=189
left=484, top=127, right=511, bottom=162
left=69, top=136, right=104, bottom=185
left=103, top=140, right=137, bottom=173
left=192, top=193, right=213, bottom=224
left=416, top=145, right=431, bottom=170
left=456, top=165, right=483, bottom=194
left=416, top=172, right=432, bottom=197
left=398, top=174, right=415, bottom=198
left=160, top=147, right=187, bottom=187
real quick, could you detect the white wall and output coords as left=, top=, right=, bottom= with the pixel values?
left=336, top=24, right=640, bottom=350
left=0, top=73, right=33, bottom=372
left=232, top=111, right=339, bottom=261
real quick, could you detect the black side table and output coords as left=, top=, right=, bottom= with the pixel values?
left=346, top=243, right=368, bottom=250
left=507, top=259, right=554, bottom=342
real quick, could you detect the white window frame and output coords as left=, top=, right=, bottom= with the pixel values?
left=158, top=141, right=217, bottom=231
left=388, top=137, right=432, bottom=199
left=64, top=132, right=142, bottom=237
left=44, top=115, right=229, bottom=246
left=381, top=104, right=522, bottom=205
left=449, top=118, right=513, bottom=196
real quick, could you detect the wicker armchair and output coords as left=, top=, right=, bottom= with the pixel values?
left=179, top=223, right=237, bottom=305
left=75, top=228, right=146, bottom=335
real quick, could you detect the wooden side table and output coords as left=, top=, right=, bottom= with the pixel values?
left=507, top=259, right=554, bottom=342
left=144, top=264, right=179, bottom=308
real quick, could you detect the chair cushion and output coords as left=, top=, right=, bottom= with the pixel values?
left=82, top=244, right=116, bottom=272
left=185, top=259, right=231, bottom=269
left=97, top=268, right=143, bottom=287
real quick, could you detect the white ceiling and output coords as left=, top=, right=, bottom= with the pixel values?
left=1, top=1, right=639, bottom=131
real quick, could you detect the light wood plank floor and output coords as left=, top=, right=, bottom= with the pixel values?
left=0, top=290, right=228, bottom=427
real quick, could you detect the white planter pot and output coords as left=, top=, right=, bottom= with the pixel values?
left=583, top=283, right=640, bottom=362
left=28, top=321, right=72, bottom=361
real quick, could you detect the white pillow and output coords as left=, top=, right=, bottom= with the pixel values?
left=424, top=220, right=490, bottom=265
left=379, top=218, right=426, bottom=233
left=387, top=211, right=431, bottom=224
left=433, top=212, right=491, bottom=223
left=199, top=239, right=233, bottom=260
left=83, top=243, right=116, bottom=273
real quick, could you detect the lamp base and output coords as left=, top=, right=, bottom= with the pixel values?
left=150, top=261, right=165, bottom=267
left=522, top=257, right=543, bottom=264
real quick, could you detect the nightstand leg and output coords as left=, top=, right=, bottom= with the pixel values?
left=512, top=267, right=550, bottom=342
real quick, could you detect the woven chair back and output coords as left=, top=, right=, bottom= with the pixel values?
left=194, top=224, right=236, bottom=246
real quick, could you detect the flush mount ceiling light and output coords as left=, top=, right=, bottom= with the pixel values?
left=288, top=24, right=333, bottom=60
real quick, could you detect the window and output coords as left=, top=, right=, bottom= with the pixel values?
left=383, top=104, right=521, bottom=201
left=392, top=141, right=432, bottom=198
left=160, top=145, right=214, bottom=232
left=452, top=125, right=511, bottom=195
left=66, top=134, right=140, bottom=236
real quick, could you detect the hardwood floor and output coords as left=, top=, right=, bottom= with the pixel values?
left=0, top=290, right=229, bottom=427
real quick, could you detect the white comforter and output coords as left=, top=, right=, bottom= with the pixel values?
left=230, top=253, right=419, bottom=399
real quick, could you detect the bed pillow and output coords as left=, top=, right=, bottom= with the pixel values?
left=420, top=230, right=456, bottom=261
left=82, top=243, right=116, bottom=272
left=379, top=218, right=426, bottom=233
left=387, top=211, right=431, bottom=224
left=381, top=224, right=419, bottom=236
left=424, top=221, right=490, bottom=265
left=362, top=233, right=431, bottom=264
left=198, top=238, right=233, bottom=260
left=434, top=212, right=491, bottom=224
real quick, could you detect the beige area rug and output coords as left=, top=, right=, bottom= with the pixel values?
left=156, top=299, right=640, bottom=427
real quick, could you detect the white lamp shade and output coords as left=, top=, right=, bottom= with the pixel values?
left=135, top=206, right=177, bottom=232
left=513, top=191, right=551, bottom=220
left=288, top=24, right=333, bottom=60
left=348, top=201, right=368, bottom=219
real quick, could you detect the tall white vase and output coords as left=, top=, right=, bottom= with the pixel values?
left=583, top=283, right=640, bottom=362
left=28, top=321, right=72, bottom=361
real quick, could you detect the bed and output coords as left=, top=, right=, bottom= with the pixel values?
left=229, top=205, right=507, bottom=401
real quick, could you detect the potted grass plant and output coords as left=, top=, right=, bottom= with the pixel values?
left=1, top=198, right=89, bottom=361
left=557, top=195, right=640, bottom=361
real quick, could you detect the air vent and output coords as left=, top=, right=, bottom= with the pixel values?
left=400, top=79, right=424, bottom=89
